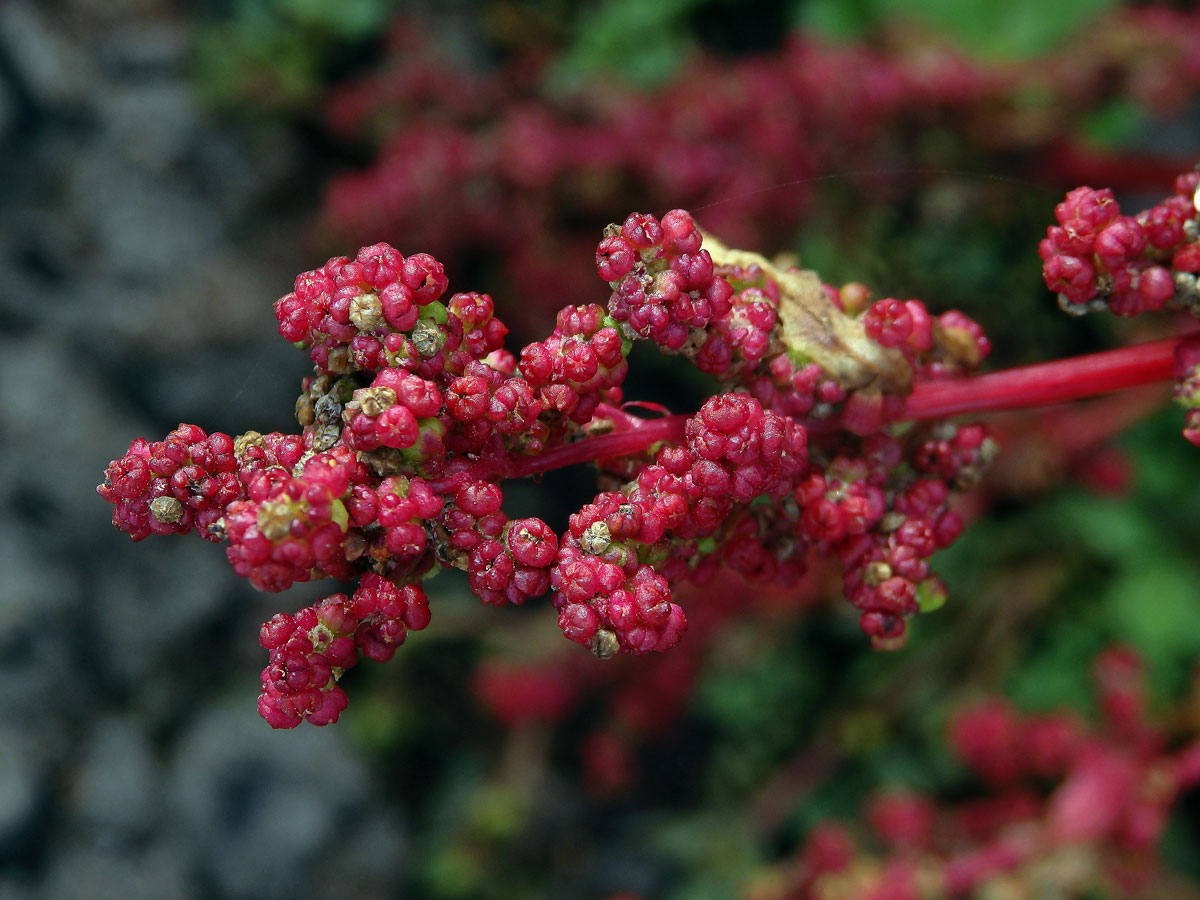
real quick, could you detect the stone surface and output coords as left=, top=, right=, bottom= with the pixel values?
left=0, top=2, right=399, bottom=897
left=166, top=702, right=403, bottom=900
left=68, top=717, right=160, bottom=837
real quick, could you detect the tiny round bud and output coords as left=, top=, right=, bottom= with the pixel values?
left=411, top=320, right=445, bottom=358
left=149, top=496, right=184, bottom=524
left=590, top=628, right=620, bottom=659
left=349, top=292, right=385, bottom=332
left=581, top=521, right=612, bottom=556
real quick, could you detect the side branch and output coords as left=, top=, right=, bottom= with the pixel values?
left=508, top=334, right=1195, bottom=479
left=509, top=413, right=689, bottom=479
left=901, top=333, right=1193, bottom=420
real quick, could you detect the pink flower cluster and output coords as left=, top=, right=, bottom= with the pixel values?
left=440, top=480, right=558, bottom=607
left=320, top=8, right=1200, bottom=325
left=1174, top=336, right=1200, bottom=445
left=100, top=204, right=1003, bottom=725
left=258, top=574, right=432, bottom=727
left=1040, top=172, right=1200, bottom=317
left=97, top=424, right=239, bottom=542
left=553, top=392, right=807, bottom=657
left=1038, top=170, right=1200, bottom=444
left=774, top=647, right=1200, bottom=900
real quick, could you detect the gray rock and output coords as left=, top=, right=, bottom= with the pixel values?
left=68, top=716, right=160, bottom=837
left=166, top=700, right=402, bottom=899
left=0, top=2, right=92, bottom=109
left=0, top=516, right=73, bottom=643
left=0, top=728, right=47, bottom=861
left=0, top=334, right=157, bottom=515
left=306, top=807, right=409, bottom=900
left=36, top=840, right=194, bottom=900
left=87, top=537, right=234, bottom=687
left=94, top=20, right=187, bottom=80
left=0, top=874, right=34, bottom=900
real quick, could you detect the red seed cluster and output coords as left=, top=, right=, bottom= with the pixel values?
left=258, top=574, right=431, bottom=728
left=101, top=204, right=1004, bottom=726
left=1173, top=336, right=1200, bottom=446
left=791, top=425, right=983, bottom=649
left=1040, top=173, right=1200, bottom=317
left=99, top=424, right=241, bottom=542
left=601, top=211, right=733, bottom=350
left=851, top=291, right=990, bottom=379
left=321, top=8, right=1200, bottom=326
left=552, top=393, right=807, bottom=656
left=275, top=242, right=452, bottom=374
left=775, top=647, right=1200, bottom=899
left=224, top=454, right=358, bottom=593
left=518, top=304, right=629, bottom=425
left=438, top=480, right=558, bottom=607
left=1040, top=172, right=1200, bottom=442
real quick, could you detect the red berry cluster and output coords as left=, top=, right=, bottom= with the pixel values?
left=439, top=480, right=559, bottom=607
left=100, top=159, right=1200, bottom=726
left=517, top=303, right=630, bottom=427
left=588, top=210, right=994, bottom=648
left=1173, top=335, right=1200, bottom=446
left=321, top=8, right=1200, bottom=324
left=258, top=574, right=431, bottom=728
left=97, top=423, right=239, bottom=542
left=552, top=392, right=807, bottom=657
left=101, top=202, right=1002, bottom=725
left=1039, top=171, right=1200, bottom=444
left=1040, top=172, right=1200, bottom=317
left=770, top=647, right=1200, bottom=900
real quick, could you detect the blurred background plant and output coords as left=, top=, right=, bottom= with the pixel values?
left=5, top=0, right=1200, bottom=897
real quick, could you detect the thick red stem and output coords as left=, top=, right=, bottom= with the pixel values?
left=509, top=413, right=688, bottom=479
left=901, top=333, right=1191, bottom=420
left=497, top=333, right=1194, bottom=481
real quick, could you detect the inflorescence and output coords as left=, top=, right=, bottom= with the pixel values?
left=101, top=167, right=1200, bottom=727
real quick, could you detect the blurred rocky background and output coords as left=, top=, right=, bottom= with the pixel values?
left=0, top=1, right=405, bottom=897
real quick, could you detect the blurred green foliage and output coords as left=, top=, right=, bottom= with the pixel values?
left=192, top=0, right=392, bottom=112
left=548, top=0, right=699, bottom=90
left=797, top=0, right=1121, bottom=59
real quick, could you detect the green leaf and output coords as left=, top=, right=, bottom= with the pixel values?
left=796, top=0, right=1121, bottom=60
left=1103, top=551, right=1200, bottom=660
left=1007, top=622, right=1104, bottom=713
left=278, top=0, right=391, bottom=37
left=1080, top=99, right=1148, bottom=148
left=792, top=0, right=879, bottom=40
left=551, top=0, right=700, bottom=90
left=1055, top=493, right=1154, bottom=560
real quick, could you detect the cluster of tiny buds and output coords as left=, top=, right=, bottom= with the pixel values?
left=771, top=646, right=1200, bottom=900
left=97, top=423, right=240, bottom=543
left=1040, top=170, right=1200, bottom=317
left=786, top=419, right=987, bottom=646
left=438, top=480, right=558, bottom=607
left=1173, top=336, right=1200, bottom=446
left=322, top=6, right=1200, bottom=327
left=553, top=391, right=806, bottom=657
left=597, top=209, right=789, bottom=383
left=258, top=574, right=431, bottom=727
left=1039, top=169, right=1200, bottom=445
left=101, top=203, right=1006, bottom=725
left=855, top=295, right=991, bottom=375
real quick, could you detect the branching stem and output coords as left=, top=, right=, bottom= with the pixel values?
left=507, top=333, right=1194, bottom=479
left=901, top=332, right=1191, bottom=420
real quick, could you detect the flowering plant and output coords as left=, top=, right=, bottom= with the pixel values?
left=100, top=162, right=1200, bottom=736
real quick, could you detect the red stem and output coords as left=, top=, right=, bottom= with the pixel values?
left=901, top=333, right=1190, bottom=420
left=509, top=413, right=688, bottom=479
left=503, top=333, right=1194, bottom=480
